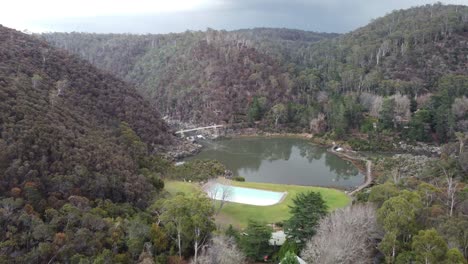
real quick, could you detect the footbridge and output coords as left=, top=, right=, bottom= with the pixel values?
left=175, top=125, right=224, bottom=136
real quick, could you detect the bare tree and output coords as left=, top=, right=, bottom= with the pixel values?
left=416, top=93, right=432, bottom=109
left=360, top=93, right=383, bottom=118
left=455, top=132, right=468, bottom=154
left=205, top=179, right=233, bottom=215
left=391, top=93, right=411, bottom=122
left=194, top=235, right=246, bottom=264
left=301, top=204, right=381, bottom=264
left=309, top=113, right=327, bottom=134
left=271, top=103, right=287, bottom=127
left=316, top=91, right=329, bottom=104
left=205, top=179, right=220, bottom=201
left=452, top=96, right=468, bottom=119
left=437, top=165, right=460, bottom=217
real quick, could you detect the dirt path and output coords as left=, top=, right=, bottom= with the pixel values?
left=349, top=159, right=372, bottom=196
left=329, top=149, right=373, bottom=196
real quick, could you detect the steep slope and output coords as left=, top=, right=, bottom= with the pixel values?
left=42, top=29, right=335, bottom=124
left=41, top=4, right=468, bottom=143
left=0, top=25, right=174, bottom=206
left=303, top=3, right=468, bottom=94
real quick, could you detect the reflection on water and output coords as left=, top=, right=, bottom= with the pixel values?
left=188, top=137, right=364, bottom=188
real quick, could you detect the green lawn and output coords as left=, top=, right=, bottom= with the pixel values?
left=164, top=180, right=350, bottom=229
left=164, top=180, right=200, bottom=195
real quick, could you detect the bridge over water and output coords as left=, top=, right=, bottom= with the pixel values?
left=175, top=125, right=224, bottom=136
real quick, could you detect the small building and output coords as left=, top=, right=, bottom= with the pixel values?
left=174, top=161, right=185, bottom=166
left=269, top=230, right=286, bottom=246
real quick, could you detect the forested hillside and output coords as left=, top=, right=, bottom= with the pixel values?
left=42, top=4, right=468, bottom=146
left=42, top=29, right=335, bottom=124
left=0, top=25, right=176, bottom=262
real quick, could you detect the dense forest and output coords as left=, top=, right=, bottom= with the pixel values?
left=42, top=4, right=468, bottom=145
left=1, top=3, right=468, bottom=264
left=42, top=28, right=335, bottom=125
left=0, top=25, right=180, bottom=262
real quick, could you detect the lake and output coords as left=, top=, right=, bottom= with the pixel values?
left=188, top=137, right=364, bottom=188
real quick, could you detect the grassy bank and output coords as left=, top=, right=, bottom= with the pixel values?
left=165, top=180, right=350, bottom=228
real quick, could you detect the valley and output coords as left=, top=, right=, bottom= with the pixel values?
left=0, top=3, right=467, bottom=264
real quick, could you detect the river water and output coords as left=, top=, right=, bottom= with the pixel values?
left=188, top=137, right=364, bottom=188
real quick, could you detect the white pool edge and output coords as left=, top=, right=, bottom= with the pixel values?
left=204, top=182, right=288, bottom=206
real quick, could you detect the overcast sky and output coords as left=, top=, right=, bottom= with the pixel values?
left=1, top=0, right=467, bottom=34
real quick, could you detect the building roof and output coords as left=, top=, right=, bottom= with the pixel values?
left=269, top=230, right=286, bottom=246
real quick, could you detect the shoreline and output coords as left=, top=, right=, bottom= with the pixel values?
left=182, top=132, right=374, bottom=196
left=327, top=148, right=373, bottom=196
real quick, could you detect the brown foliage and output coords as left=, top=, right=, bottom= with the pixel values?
left=10, top=187, right=21, bottom=198
left=0, top=25, right=174, bottom=207
left=53, top=232, right=67, bottom=246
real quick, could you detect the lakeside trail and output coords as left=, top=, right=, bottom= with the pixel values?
left=349, top=160, right=372, bottom=196
left=329, top=148, right=373, bottom=197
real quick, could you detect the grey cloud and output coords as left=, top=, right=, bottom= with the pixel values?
left=32, top=0, right=466, bottom=34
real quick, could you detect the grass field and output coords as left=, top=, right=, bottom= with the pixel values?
left=164, top=180, right=351, bottom=228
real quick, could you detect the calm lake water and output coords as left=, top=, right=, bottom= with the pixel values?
left=188, top=137, right=364, bottom=188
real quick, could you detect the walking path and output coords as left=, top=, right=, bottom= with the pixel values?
left=329, top=148, right=373, bottom=196
left=349, top=159, right=372, bottom=196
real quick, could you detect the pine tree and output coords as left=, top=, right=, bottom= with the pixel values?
left=284, top=191, right=328, bottom=248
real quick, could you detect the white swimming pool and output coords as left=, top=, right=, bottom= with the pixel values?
left=206, top=183, right=286, bottom=206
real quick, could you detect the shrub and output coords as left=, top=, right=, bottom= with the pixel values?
left=232, top=176, right=245, bottom=182
left=169, top=159, right=226, bottom=182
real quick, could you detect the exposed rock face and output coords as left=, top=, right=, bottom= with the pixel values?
left=163, top=140, right=203, bottom=160
left=391, top=154, right=437, bottom=178
left=394, top=142, right=441, bottom=156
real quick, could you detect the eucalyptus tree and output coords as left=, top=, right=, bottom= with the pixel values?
left=159, top=193, right=215, bottom=262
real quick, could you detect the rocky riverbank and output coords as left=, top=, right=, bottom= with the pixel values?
left=163, top=140, right=203, bottom=160
left=393, top=141, right=441, bottom=156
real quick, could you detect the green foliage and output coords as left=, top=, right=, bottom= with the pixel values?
left=445, top=248, right=467, bottom=264
left=276, top=239, right=299, bottom=262
left=355, top=190, right=370, bottom=202
left=437, top=217, right=468, bottom=260
left=395, top=251, right=415, bottom=264
left=159, top=193, right=215, bottom=258
left=240, top=220, right=273, bottom=261
left=348, top=138, right=373, bottom=151
left=379, top=97, right=396, bottom=130
left=377, top=191, right=423, bottom=262
left=368, top=182, right=399, bottom=206
left=377, top=191, right=422, bottom=234
left=92, top=249, right=112, bottom=264
left=281, top=251, right=300, bottom=264
left=119, top=121, right=148, bottom=159
left=150, top=223, right=168, bottom=254
left=405, top=109, right=432, bottom=142
left=379, top=230, right=400, bottom=263
left=327, top=97, right=348, bottom=138
left=248, top=96, right=268, bottom=122
left=232, top=176, right=245, bottom=182
left=169, top=159, right=225, bottom=181
left=285, top=191, right=328, bottom=247
left=360, top=116, right=377, bottom=133
left=139, top=155, right=172, bottom=176
left=412, top=229, right=448, bottom=264
left=225, top=224, right=240, bottom=242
